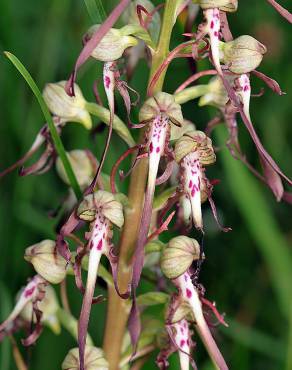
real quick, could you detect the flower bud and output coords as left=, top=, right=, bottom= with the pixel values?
left=85, top=25, right=138, bottom=62
left=24, top=240, right=67, bottom=284
left=43, top=81, right=92, bottom=129
left=62, top=346, right=108, bottom=370
left=77, top=190, right=124, bottom=228
left=56, top=150, right=95, bottom=189
left=197, top=0, right=238, bottom=12
left=139, top=92, right=184, bottom=140
left=161, top=236, right=201, bottom=279
left=20, top=285, right=61, bottom=334
left=221, top=35, right=267, bottom=74
left=198, top=77, right=228, bottom=108
left=174, top=131, right=216, bottom=165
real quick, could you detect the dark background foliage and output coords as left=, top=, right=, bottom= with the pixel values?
left=0, top=1, right=291, bottom=369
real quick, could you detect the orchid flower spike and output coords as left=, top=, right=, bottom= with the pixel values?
left=175, top=131, right=216, bottom=230
left=0, top=275, right=47, bottom=345
left=76, top=190, right=124, bottom=370
left=161, top=236, right=228, bottom=370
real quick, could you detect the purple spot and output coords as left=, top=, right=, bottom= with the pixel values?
left=187, top=339, right=190, bottom=346
left=97, top=239, right=103, bottom=250
left=186, top=288, right=192, bottom=298
left=244, top=85, right=249, bottom=92
left=180, top=327, right=184, bottom=334
left=104, top=76, right=110, bottom=89
left=214, top=31, right=218, bottom=37
left=210, top=20, right=214, bottom=29
left=184, top=274, right=187, bottom=282
left=191, top=187, right=196, bottom=197
left=189, top=180, right=193, bottom=189
left=103, top=232, right=105, bottom=239
left=90, top=241, right=94, bottom=249
left=156, top=147, right=160, bottom=153
left=180, top=340, right=185, bottom=347
left=149, top=142, right=153, bottom=153
left=24, top=286, right=35, bottom=298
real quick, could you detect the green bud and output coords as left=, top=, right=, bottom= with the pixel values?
left=24, top=240, right=67, bottom=284
left=62, top=346, right=108, bottom=370
left=56, top=150, right=95, bottom=189
left=20, top=285, right=61, bottom=334
left=161, top=236, right=201, bottom=279
left=43, top=81, right=92, bottom=129
left=174, top=130, right=216, bottom=165
left=139, top=92, right=184, bottom=140
left=77, top=190, right=124, bottom=228
left=221, top=35, right=267, bottom=74
left=85, top=25, right=138, bottom=62
left=196, top=0, right=238, bottom=12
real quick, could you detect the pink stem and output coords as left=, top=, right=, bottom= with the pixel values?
left=266, top=0, right=292, bottom=23
left=175, top=69, right=217, bottom=93
left=78, top=215, right=109, bottom=370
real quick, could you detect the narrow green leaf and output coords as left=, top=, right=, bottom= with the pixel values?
left=216, top=126, right=292, bottom=319
left=84, top=0, right=107, bottom=23
left=221, top=318, right=285, bottom=361
left=4, top=51, right=82, bottom=199
left=0, top=282, right=12, bottom=370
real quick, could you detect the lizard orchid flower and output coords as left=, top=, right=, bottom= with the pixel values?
left=0, top=275, right=47, bottom=346
left=132, top=92, right=184, bottom=290
left=76, top=190, right=124, bottom=370
left=174, top=131, right=216, bottom=230
left=161, top=236, right=228, bottom=370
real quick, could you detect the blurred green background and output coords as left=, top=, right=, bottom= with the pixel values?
left=0, top=0, right=291, bottom=369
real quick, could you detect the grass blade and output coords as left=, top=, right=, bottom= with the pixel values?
left=84, top=0, right=107, bottom=23
left=4, top=51, right=82, bottom=199
left=216, top=126, right=292, bottom=319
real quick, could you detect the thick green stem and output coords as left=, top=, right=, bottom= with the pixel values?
left=149, top=0, right=184, bottom=93
left=103, top=1, right=182, bottom=369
